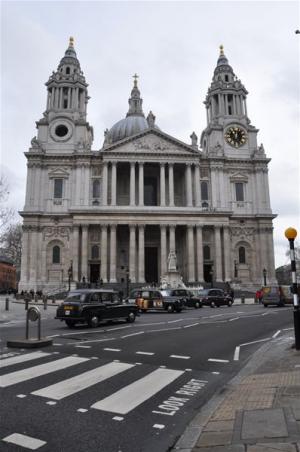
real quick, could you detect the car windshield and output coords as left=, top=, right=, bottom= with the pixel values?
left=198, top=289, right=210, bottom=296
left=65, top=293, right=85, bottom=302
left=160, top=290, right=172, bottom=296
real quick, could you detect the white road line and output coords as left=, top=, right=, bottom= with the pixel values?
left=183, top=323, right=199, bottom=328
left=91, top=367, right=184, bottom=414
left=136, top=351, right=154, bottom=356
left=75, top=345, right=91, bottom=349
left=113, top=416, right=124, bottom=421
left=240, top=337, right=270, bottom=347
left=105, top=326, right=132, bottom=332
left=3, top=433, right=46, bottom=449
left=153, top=424, right=165, bottom=429
left=77, top=408, right=88, bottom=413
left=16, top=394, right=27, bottom=398
left=0, top=351, right=51, bottom=368
left=229, top=317, right=239, bottom=322
left=209, top=314, right=224, bottom=318
left=69, top=337, right=116, bottom=345
left=212, top=371, right=220, bottom=375
left=31, top=362, right=134, bottom=400
left=170, top=354, right=190, bottom=360
left=208, top=358, right=229, bottom=363
left=233, top=346, right=240, bottom=361
left=121, top=331, right=144, bottom=338
left=272, top=330, right=281, bottom=338
left=167, top=319, right=183, bottom=323
left=283, top=327, right=294, bottom=331
left=0, top=356, right=89, bottom=388
left=148, top=327, right=182, bottom=333
left=0, top=352, right=19, bottom=359
left=103, top=348, right=121, bottom=352
left=262, top=312, right=269, bottom=316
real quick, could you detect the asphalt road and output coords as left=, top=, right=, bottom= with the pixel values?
left=0, top=301, right=295, bottom=452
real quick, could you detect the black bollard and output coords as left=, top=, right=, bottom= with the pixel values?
left=5, top=297, right=9, bottom=311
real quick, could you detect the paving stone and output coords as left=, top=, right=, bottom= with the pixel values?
left=203, top=420, right=234, bottom=432
left=192, top=445, right=245, bottom=451
left=242, top=408, right=288, bottom=439
left=196, top=431, right=232, bottom=447
left=247, top=443, right=297, bottom=452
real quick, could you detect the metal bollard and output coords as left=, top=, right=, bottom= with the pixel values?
left=241, top=296, right=245, bottom=304
left=43, top=296, right=47, bottom=310
left=5, top=297, right=9, bottom=311
left=25, top=299, right=29, bottom=310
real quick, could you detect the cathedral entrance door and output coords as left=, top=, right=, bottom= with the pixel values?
left=204, top=264, right=213, bottom=284
left=145, top=247, right=158, bottom=283
left=90, top=263, right=100, bottom=283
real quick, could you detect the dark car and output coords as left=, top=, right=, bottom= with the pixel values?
left=162, top=288, right=202, bottom=309
left=135, top=288, right=184, bottom=313
left=197, top=288, right=233, bottom=308
left=55, top=289, right=139, bottom=328
left=262, top=286, right=293, bottom=308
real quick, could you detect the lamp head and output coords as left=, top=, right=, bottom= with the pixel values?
left=285, top=227, right=297, bottom=241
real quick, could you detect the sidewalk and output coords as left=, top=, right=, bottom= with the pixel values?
left=174, top=333, right=300, bottom=452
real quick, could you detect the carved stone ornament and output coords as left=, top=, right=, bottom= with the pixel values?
left=230, top=227, right=255, bottom=237
left=43, top=226, right=70, bottom=240
left=31, top=136, right=40, bottom=149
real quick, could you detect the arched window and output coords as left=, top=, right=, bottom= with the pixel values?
left=52, top=246, right=60, bottom=264
left=93, top=179, right=100, bottom=198
left=203, top=245, right=210, bottom=260
left=91, top=245, right=99, bottom=260
left=239, top=246, right=246, bottom=264
left=66, top=67, right=70, bottom=74
left=201, top=181, right=208, bottom=200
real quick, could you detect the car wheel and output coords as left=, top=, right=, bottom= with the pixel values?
left=227, top=301, right=232, bottom=307
left=195, top=301, right=200, bottom=309
left=167, top=304, right=175, bottom=313
left=87, top=314, right=100, bottom=328
left=126, top=312, right=136, bottom=323
left=210, top=301, right=215, bottom=308
left=65, top=319, right=76, bottom=328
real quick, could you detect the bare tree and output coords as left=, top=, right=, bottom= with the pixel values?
left=0, top=176, right=15, bottom=232
left=0, top=222, right=22, bottom=269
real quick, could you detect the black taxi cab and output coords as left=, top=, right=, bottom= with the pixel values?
left=135, top=288, right=184, bottom=313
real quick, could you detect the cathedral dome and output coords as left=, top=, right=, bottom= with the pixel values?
left=103, top=76, right=159, bottom=146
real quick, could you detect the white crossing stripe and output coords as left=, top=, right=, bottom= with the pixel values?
left=0, top=356, right=88, bottom=388
left=2, top=433, right=46, bottom=449
left=31, top=362, right=135, bottom=400
left=91, top=367, right=184, bottom=415
left=208, top=358, right=229, bottom=363
left=170, top=354, right=190, bottom=360
left=0, top=351, right=51, bottom=368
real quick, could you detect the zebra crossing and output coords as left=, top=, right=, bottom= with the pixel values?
left=0, top=351, right=188, bottom=416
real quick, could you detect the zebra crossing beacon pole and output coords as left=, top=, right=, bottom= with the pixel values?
left=285, top=227, right=300, bottom=350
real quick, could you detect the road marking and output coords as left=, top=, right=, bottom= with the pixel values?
left=208, top=358, right=229, bottom=363
left=2, top=433, right=46, bottom=449
left=0, top=351, right=51, bottom=368
left=46, top=401, right=57, bottom=405
left=240, top=337, right=270, bottom=347
left=121, top=331, right=144, bottom=338
left=262, top=312, right=269, bottom=316
left=167, top=319, right=183, bottom=323
left=0, top=356, right=89, bottom=388
left=77, top=408, right=88, bottom=413
left=136, top=351, right=154, bottom=356
left=17, top=394, right=27, bottom=398
left=272, top=330, right=281, bottom=338
left=31, top=362, right=134, bottom=400
left=212, top=372, right=220, bottom=375
left=103, top=348, right=121, bottom=352
left=183, top=323, right=199, bottom=328
left=153, top=424, right=165, bottom=429
left=105, top=325, right=132, bottom=332
left=148, top=327, right=182, bottom=333
left=113, top=416, right=124, bottom=421
left=233, top=346, right=240, bottom=361
left=209, top=314, right=224, bottom=318
left=69, top=337, right=116, bottom=345
left=0, top=352, right=19, bottom=359
left=170, top=355, right=190, bottom=360
left=229, top=317, right=239, bottom=322
left=91, top=367, right=184, bottom=414
left=75, top=345, right=91, bottom=349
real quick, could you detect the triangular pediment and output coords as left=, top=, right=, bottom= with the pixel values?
left=101, top=128, right=201, bottom=157
left=48, top=167, right=70, bottom=178
left=229, top=171, right=248, bottom=182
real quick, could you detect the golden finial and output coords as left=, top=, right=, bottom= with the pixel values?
left=69, top=36, right=74, bottom=47
left=219, top=44, right=224, bottom=56
left=133, top=73, right=139, bottom=87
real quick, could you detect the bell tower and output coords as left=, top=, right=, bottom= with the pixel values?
left=32, top=37, right=93, bottom=153
left=200, top=46, right=261, bottom=159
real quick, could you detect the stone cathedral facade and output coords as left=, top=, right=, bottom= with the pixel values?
left=19, top=39, right=277, bottom=292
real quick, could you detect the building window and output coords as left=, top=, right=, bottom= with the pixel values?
left=225, top=75, right=229, bottom=82
left=201, top=181, right=208, bottom=201
left=203, top=245, right=210, bottom=260
left=235, top=183, right=244, bottom=201
left=54, top=179, right=63, bottom=198
left=52, top=246, right=60, bottom=264
left=92, top=179, right=100, bottom=198
left=91, top=245, right=99, bottom=260
left=239, top=246, right=246, bottom=264
left=66, top=67, right=70, bottom=74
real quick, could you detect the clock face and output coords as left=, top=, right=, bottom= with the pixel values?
left=224, top=126, right=247, bottom=148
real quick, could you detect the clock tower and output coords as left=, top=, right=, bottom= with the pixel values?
left=200, top=46, right=260, bottom=159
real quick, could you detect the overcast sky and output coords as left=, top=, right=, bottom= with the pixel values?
left=1, top=0, right=299, bottom=268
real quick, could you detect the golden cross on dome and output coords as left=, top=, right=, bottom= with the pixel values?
left=219, top=44, right=224, bottom=55
left=133, top=73, right=139, bottom=86
left=69, top=36, right=74, bottom=47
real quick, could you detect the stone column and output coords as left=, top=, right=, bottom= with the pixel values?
left=111, top=162, right=117, bottom=206
left=129, top=225, right=136, bottom=283
left=267, top=227, right=276, bottom=282
left=186, top=163, right=193, bottom=207
left=20, top=227, right=29, bottom=285
left=81, top=225, right=88, bottom=281
left=29, top=227, right=38, bottom=283
left=138, top=225, right=145, bottom=283
left=169, top=225, right=176, bottom=253
left=187, top=225, right=195, bottom=282
left=160, top=225, right=167, bottom=277
left=196, top=225, right=204, bottom=282
left=102, top=162, right=108, bottom=206
left=168, top=163, right=174, bottom=207
left=130, top=162, right=136, bottom=206
left=72, top=226, right=79, bottom=282
left=214, top=226, right=223, bottom=282
left=41, top=235, right=47, bottom=284
left=138, top=162, right=144, bottom=206
left=160, top=163, right=166, bottom=207
left=223, top=226, right=231, bottom=281
left=195, top=164, right=201, bottom=207
left=100, top=225, right=108, bottom=283
left=109, top=225, right=117, bottom=283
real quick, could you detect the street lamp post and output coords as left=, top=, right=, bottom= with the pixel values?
left=210, top=266, right=214, bottom=288
left=68, top=262, right=73, bottom=292
left=234, top=260, right=238, bottom=279
left=126, top=268, right=131, bottom=298
left=285, top=228, right=300, bottom=350
left=263, top=268, right=267, bottom=286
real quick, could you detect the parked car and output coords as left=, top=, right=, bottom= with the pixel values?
left=123, top=288, right=143, bottom=305
left=135, top=288, right=184, bottom=313
left=161, top=288, right=202, bottom=309
left=55, top=289, right=139, bottom=328
left=197, top=288, right=233, bottom=308
left=262, top=286, right=293, bottom=307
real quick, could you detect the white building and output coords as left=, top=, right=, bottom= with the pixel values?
left=19, top=39, right=276, bottom=292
